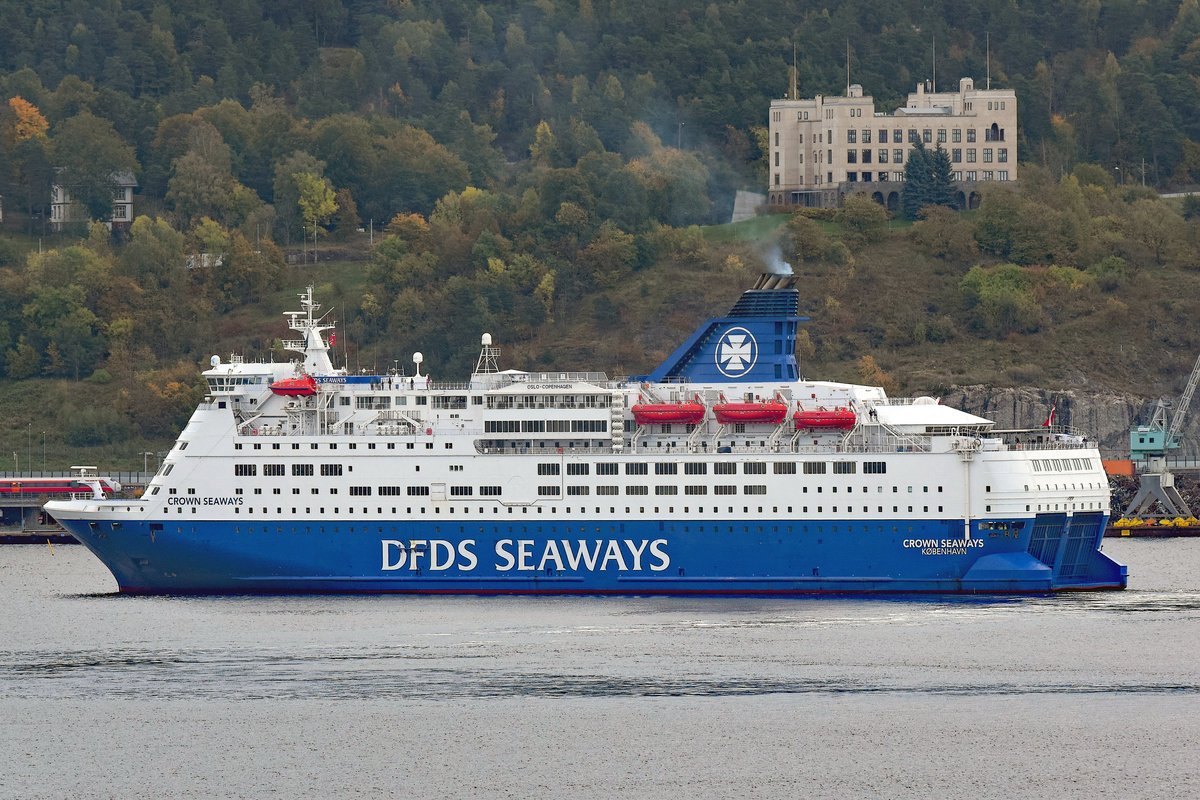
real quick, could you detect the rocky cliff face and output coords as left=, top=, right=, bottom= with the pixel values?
left=940, top=385, right=1194, bottom=460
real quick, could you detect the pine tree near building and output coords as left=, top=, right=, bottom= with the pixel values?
left=902, top=141, right=956, bottom=220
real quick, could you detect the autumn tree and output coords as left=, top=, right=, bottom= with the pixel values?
left=5, top=97, right=48, bottom=145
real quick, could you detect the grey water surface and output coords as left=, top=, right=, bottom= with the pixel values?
left=1, top=538, right=1198, bottom=799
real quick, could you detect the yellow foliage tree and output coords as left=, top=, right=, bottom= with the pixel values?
left=7, top=96, right=48, bottom=143
left=857, top=355, right=899, bottom=395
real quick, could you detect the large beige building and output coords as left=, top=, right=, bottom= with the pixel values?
left=767, top=77, right=1017, bottom=210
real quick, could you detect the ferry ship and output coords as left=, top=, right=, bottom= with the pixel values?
left=46, top=278, right=1127, bottom=594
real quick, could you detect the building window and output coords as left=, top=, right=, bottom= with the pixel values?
left=774, top=131, right=779, bottom=146
left=847, top=130, right=857, bottom=143
left=952, top=171, right=962, bottom=181
left=999, top=170, right=1010, bottom=181
left=879, top=149, right=889, bottom=163
left=908, top=129, right=918, bottom=143
left=893, top=149, right=903, bottom=163
left=966, top=171, right=977, bottom=181
left=774, top=173, right=780, bottom=186
left=937, top=129, right=947, bottom=143
left=952, top=148, right=962, bottom=163
left=983, top=171, right=993, bottom=181
left=967, top=129, right=976, bottom=142
left=998, top=148, right=1008, bottom=163
left=862, top=149, right=872, bottom=164
left=892, top=129, right=902, bottom=143
left=966, top=149, right=976, bottom=163
left=847, top=150, right=857, bottom=164
left=983, top=148, right=993, bottom=163
left=879, top=129, right=888, bottom=143
left=922, top=129, right=932, bottom=143
left=952, top=128, right=961, bottom=143
left=774, top=152, right=779, bottom=166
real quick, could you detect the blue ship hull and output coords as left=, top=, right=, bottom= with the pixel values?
left=57, top=510, right=1127, bottom=595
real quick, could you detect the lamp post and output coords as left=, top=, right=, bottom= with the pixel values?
left=1113, top=166, right=1121, bottom=186
left=142, top=451, right=155, bottom=473
left=42, top=431, right=45, bottom=472
left=677, top=122, right=685, bottom=149
left=27, top=423, right=31, bottom=476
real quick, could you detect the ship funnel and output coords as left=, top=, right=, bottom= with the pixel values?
left=641, top=277, right=809, bottom=383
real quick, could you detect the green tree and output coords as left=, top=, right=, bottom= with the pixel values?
left=294, top=172, right=338, bottom=261
left=785, top=213, right=830, bottom=262
left=840, top=194, right=889, bottom=242
left=959, top=264, right=1044, bottom=338
left=901, top=140, right=930, bottom=220
left=902, top=141, right=955, bottom=220
left=50, top=111, right=139, bottom=223
left=272, top=152, right=326, bottom=243
left=910, top=206, right=978, bottom=260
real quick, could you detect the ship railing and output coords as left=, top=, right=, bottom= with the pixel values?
left=472, top=440, right=938, bottom=456
left=992, top=426, right=1095, bottom=451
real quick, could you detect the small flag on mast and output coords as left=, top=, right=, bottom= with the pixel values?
left=1042, top=402, right=1056, bottom=427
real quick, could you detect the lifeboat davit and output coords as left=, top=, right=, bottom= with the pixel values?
left=712, top=401, right=789, bottom=425
left=632, top=402, right=706, bottom=425
left=794, top=408, right=856, bottom=430
left=269, top=374, right=318, bottom=397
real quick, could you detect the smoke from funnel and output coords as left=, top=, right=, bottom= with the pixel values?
left=764, top=244, right=794, bottom=276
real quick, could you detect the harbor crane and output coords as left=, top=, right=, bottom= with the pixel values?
left=1124, top=352, right=1200, bottom=518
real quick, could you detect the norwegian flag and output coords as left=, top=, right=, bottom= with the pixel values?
left=328, top=332, right=336, bottom=347
left=1042, top=402, right=1056, bottom=427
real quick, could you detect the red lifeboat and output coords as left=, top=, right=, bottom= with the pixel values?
left=632, top=402, right=706, bottom=425
left=794, top=407, right=857, bottom=430
left=269, top=374, right=318, bottom=397
left=712, top=401, right=789, bottom=425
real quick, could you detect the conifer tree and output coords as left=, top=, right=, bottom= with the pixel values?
left=901, top=140, right=930, bottom=219
left=902, top=140, right=956, bottom=219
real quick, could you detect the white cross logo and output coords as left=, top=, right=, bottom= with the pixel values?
left=716, top=327, right=757, bottom=377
